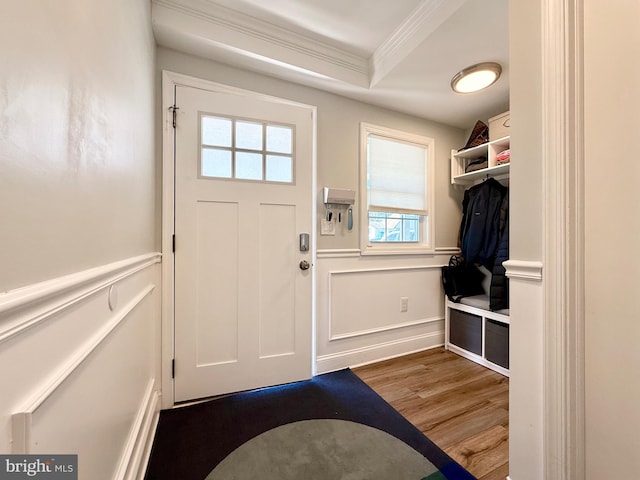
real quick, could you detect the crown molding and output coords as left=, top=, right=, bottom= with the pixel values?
left=370, top=0, right=468, bottom=87
left=152, top=0, right=369, bottom=86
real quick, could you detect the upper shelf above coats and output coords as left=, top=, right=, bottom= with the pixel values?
left=450, top=136, right=510, bottom=185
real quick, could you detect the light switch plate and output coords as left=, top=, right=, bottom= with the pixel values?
left=320, top=219, right=335, bottom=235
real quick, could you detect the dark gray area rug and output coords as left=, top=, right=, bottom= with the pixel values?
left=145, top=369, right=476, bottom=480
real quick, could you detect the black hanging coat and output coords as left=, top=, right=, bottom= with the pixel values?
left=489, top=193, right=509, bottom=311
left=459, top=178, right=508, bottom=270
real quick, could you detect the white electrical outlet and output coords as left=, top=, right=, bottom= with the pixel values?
left=400, top=297, right=409, bottom=312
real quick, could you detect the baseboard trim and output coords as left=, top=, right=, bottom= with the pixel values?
left=316, top=330, right=443, bottom=374
left=114, top=379, right=159, bottom=480
left=135, top=399, right=160, bottom=480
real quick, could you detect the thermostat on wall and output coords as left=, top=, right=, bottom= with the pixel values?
left=323, top=187, right=356, bottom=205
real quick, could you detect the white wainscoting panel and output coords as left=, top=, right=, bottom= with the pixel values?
left=316, top=251, right=449, bottom=373
left=508, top=273, right=544, bottom=480
left=0, top=254, right=161, bottom=480
left=329, top=267, right=443, bottom=340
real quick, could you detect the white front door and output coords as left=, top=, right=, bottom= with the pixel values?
left=173, top=83, right=314, bottom=402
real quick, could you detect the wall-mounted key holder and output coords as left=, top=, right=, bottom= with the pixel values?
left=322, top=187, right=356, bottom=235
left=323, top=187, right=355, bottom=205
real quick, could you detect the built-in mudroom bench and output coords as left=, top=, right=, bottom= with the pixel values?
left=445, top=112, right=510, bottom=377
left=444, top=295, right=509, bottom=376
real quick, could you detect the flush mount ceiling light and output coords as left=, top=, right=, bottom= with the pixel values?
left=451, top=62, right=502, bottom=94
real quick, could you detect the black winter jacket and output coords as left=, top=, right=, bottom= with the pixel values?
left=490, top=192, right=509, bottom=311
left=459, top=178, right=508, bottom=270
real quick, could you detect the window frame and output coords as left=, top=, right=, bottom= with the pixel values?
left=359, top=123, right=436, bottom=255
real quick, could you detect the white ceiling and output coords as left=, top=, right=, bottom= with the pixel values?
left=152, top=0, right=509, bottom=129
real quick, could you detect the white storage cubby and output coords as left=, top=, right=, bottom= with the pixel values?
left=450, top=136, right=510, bottom=184
left=445, top=296, right=510, bottom=377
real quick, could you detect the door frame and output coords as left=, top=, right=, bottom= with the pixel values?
left=160, top=71, right=318, bottom=408
left=540, top=1, right=585, bottom=478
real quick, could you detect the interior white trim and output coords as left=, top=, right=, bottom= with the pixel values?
left=113, top=380, right=159, bottom=480
left=316, top=249, right=362, bottom=258
left=135, top=397, right=160, bottom=480
left=152, top=0, right=368, bottom=86
left=329, top=264, right=444, bottom=276
left=330, top=315, right=443, bottom=342
left=503, top=259, right=543, bottom=281
left=541, top=0, right=585, bottom=478
left=434, top=247, right=460, bottom=254
left=316, top=248, right=457, bottom=259
left=0, top=253, right=161, bottom=345
left=161, top=70, right=178, bottom=410
left=370, top=0, right=467, bottom=87
left=316, top=333, right=443, bottom=374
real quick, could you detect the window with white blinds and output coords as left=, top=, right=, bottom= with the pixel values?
left=360, top=123, right=435, bottom=253
left=367, top=135, right=428, bottom=215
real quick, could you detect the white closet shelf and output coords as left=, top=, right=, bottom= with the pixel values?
left=451, top=136, right=510, bottom=184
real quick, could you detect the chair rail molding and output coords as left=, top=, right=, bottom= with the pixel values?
left=0, top=253, right=161, bottom=345
left=503, top=260, right=543, bottom=281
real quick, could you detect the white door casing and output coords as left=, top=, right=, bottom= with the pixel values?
left=166, top=76, right=315, bottom=403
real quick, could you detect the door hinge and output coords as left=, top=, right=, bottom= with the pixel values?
left=169, top=105, right=179, bottom=129
left=172, top=359, right=175, bottom=379
left=172, top=234, right=175, bottom=253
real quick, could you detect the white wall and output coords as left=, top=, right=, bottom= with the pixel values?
left=510, top=1, right=640, bottom=478
left=584, top=0, right=640, bottom=476
left=0, top=0, right=157, bottom=292
left=157, top=48, right=466, bottom=371
left=0, top=1, right=160, bottom=479
left=508, top=2, right=544, bottom=479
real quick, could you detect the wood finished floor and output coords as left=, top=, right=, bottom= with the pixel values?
left=353, top=347, right=509, bottom=480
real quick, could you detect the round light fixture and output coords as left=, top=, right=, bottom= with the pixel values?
left=451, top=62, right=502, bottom=94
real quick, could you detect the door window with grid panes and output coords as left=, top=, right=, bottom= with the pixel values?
left=200, top=115, right=295, bottom=183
